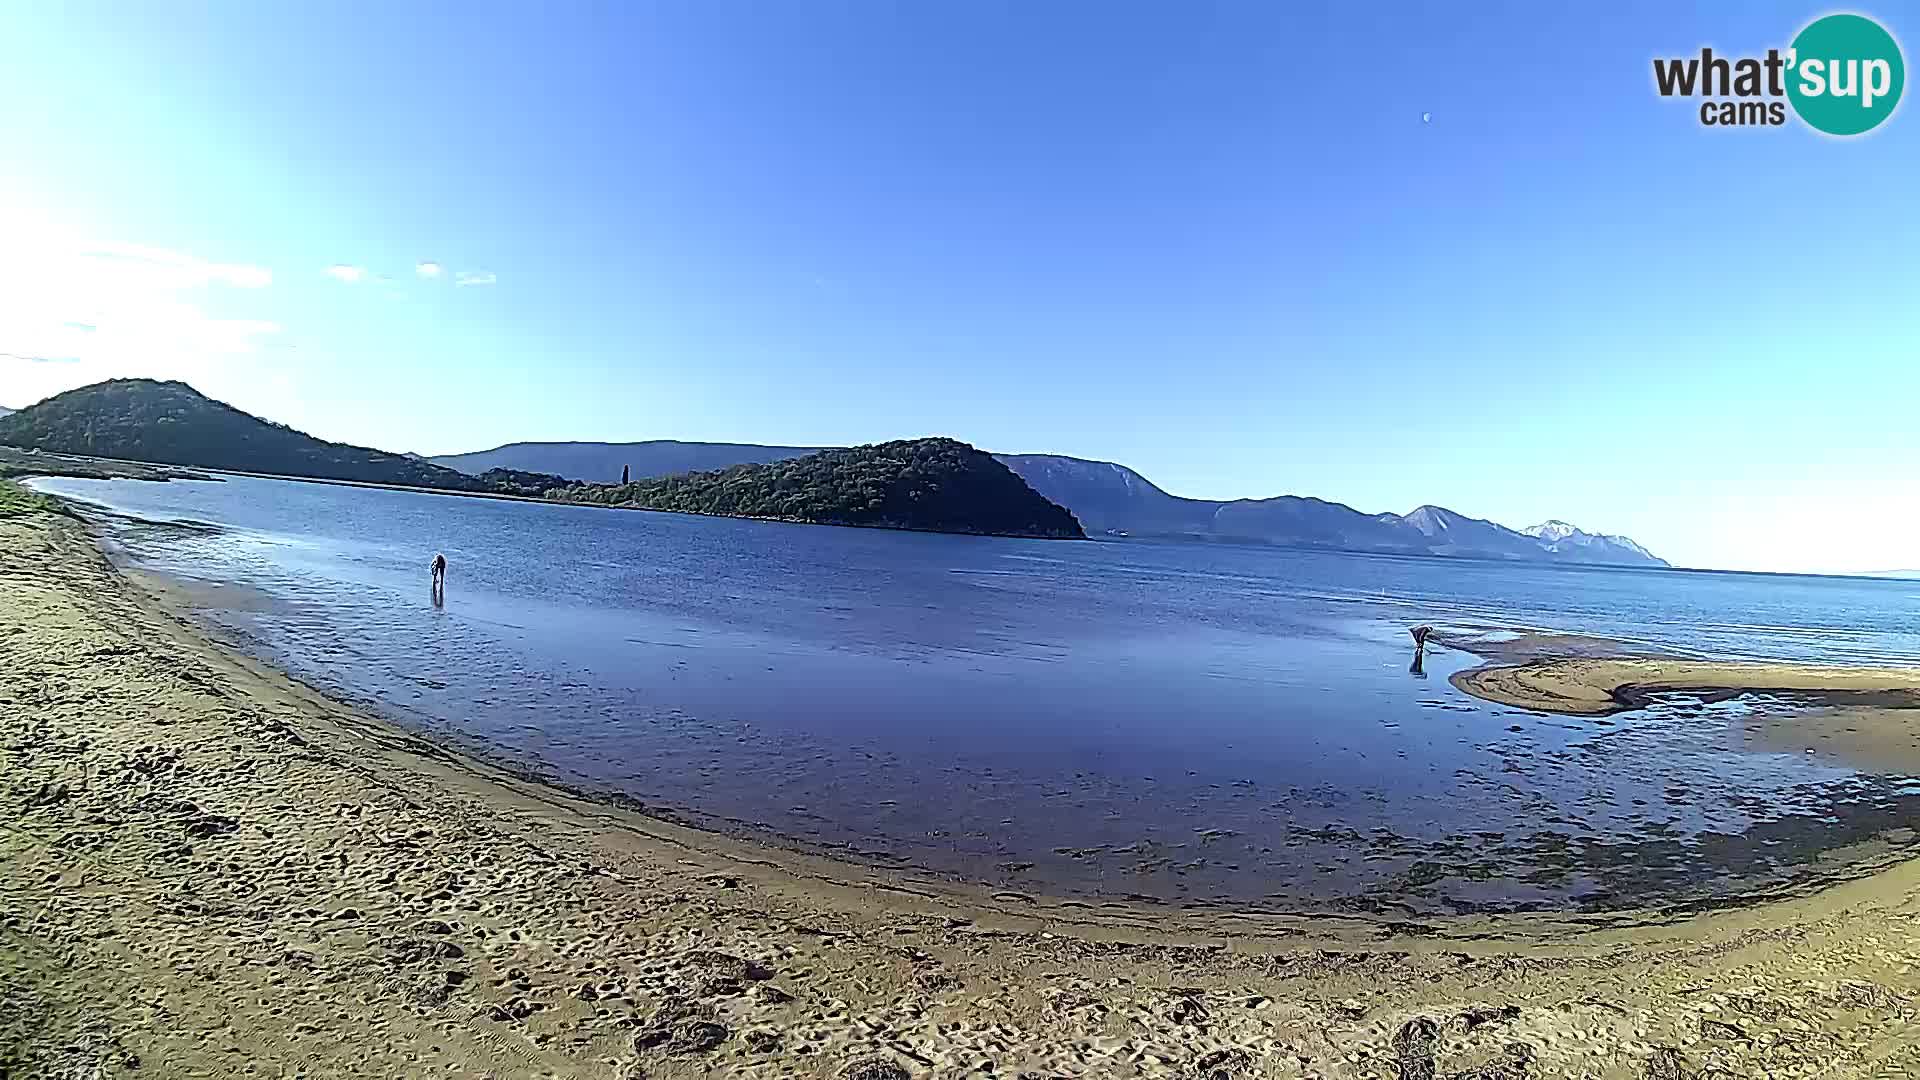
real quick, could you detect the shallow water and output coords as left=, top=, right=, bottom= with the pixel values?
left=30, top=474, right=1920, bottom=914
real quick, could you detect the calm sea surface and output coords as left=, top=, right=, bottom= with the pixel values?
left=30, top=474, right=1920, bottom=914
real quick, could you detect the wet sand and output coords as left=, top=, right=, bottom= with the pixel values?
left=1447, top=648, right=1920, bottom=782
left=6, top=496, right=1920, bottom=1078
left=1741, top=705, right=1920, bottom=774
left=1450, top=653, right=1920, bottom=717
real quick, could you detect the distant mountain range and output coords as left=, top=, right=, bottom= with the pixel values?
left=437, top=441, right=1667, bottom=566
left=5, top=382, right=1660, bottom=562
left=1002, top=455, right=1665, bottom=566
left=0, top=406, right=13, bottom=418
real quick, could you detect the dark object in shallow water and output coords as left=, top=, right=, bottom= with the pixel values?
left=1409, top=625, right=1433, bottom=678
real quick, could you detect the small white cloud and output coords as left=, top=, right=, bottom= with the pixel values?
left=415, top=261, right=443, bottom=278
left=454, top=270, right=496, bottom=287
left=83, top=243, right=272, bottom=289
left=325, top=264, right=366, bottom=284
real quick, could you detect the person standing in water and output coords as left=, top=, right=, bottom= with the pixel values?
left=431, top=552, right=447, bottom=589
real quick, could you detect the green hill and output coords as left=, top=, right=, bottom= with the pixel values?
left=0, top=381, right=1080, bottom=539
left=554, top=438, right=1085, bottom=538
left=0, top=379, right=565, bottom=495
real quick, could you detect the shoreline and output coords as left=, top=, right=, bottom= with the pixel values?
left=6, top=504, right=1920, bottom=1075
left=2, top=447, right=1088, bottom=541
left=19, top=493, right=1920, bottom=925
left=67, top=489, right=1920, bottom=923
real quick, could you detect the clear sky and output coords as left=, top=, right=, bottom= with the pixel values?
left=1, top=3, right=1915, bottom=575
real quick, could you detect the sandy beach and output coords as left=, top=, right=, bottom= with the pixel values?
left=6, top=495, right=1920, bottom=1078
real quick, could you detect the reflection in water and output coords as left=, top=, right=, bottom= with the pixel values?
left=29, top=474, right=1920, bottom=914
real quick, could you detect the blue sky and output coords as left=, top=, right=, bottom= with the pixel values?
left=1, top=3, right=1915, bottom=574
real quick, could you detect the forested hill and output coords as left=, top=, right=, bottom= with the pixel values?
left=552, top=438, right=1085, bottom=539
left=0, top=382, right=1082, bottom=539
left=0, top=380, right=566, bottom=496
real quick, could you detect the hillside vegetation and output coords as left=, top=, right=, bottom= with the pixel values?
left=0, top=380, right=568, bottom=496
left=554, top=438, right=1084, bottom=538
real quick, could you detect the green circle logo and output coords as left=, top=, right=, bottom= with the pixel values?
left=1787, top=13, right=1905, bottom=135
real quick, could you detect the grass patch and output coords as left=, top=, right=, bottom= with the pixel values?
left=0, top=479, right=65, bottom=518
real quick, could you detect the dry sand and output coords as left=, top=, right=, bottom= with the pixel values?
left=6, top=500, right=1920, bottom=1078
